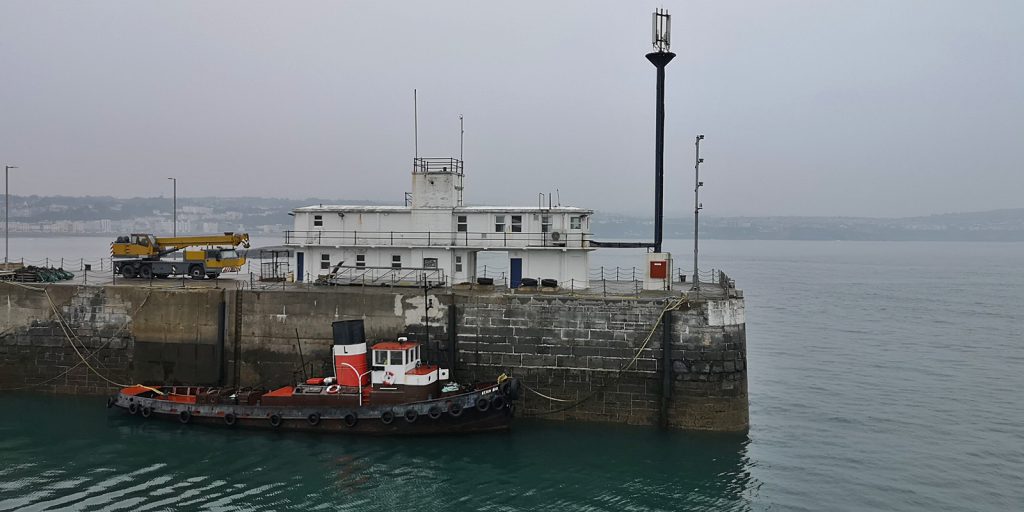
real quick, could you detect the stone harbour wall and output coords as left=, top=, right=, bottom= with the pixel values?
left=0, top=282, right=748, bottom=431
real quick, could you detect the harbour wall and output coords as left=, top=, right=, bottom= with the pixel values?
left=0, top=283, right=748, bottom=431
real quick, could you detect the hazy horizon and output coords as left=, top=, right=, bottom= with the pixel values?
left=1, top=1, right=1021, bottom=218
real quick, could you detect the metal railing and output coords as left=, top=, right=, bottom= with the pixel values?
left=316, top=266, right=447, bottom=288
left=284, top=229, right=592, bottom=249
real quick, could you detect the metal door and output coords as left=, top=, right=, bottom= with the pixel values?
left=510, top=257, right=523, bottom=288
left=296, top=252, right=304, bottom=282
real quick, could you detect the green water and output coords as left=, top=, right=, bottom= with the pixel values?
left=0, top=394, right=751, bottom=511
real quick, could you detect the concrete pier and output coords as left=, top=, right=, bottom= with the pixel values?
left=0, top=281, right=748, bottom=431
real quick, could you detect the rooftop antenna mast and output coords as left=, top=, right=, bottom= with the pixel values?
left=414, top=89, right=419, bottom=159
left=647, top=8, right=675, bottom=254
left=459, top=114, right=464, bottom=161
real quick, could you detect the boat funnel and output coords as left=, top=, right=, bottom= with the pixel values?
left=332, top=320, right=369, bottom=387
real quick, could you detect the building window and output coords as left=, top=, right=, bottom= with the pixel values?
left=423, top=257, right=438, bottom=269
left=457, top=215, right=468, bottom=232
left=511, top=215, right=523, bottom=233
left=355, top=254, right=365, bottom=268
left=313, top=215, right=323, bottom=227
left=392, top=255, right=402, bottom=269
left=541, top=215, right=552, bottom=233
left=570, top=216, right=582, bottom=229
left=494, top=215, right=505, bottom=232
left=320, top=253, right=330, bottom=270
left=455, top=255, right=463, bottom=273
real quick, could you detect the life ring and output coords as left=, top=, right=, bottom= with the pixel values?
left=448, top=402, right=463, bottom=417
left=383, top=371, right=396, bottom=386
left=325, top=384, right=341, bottom=394
left=141, top=406, right=153, bottom=418
left=491, top=395, right=506, bottom=410
left=269, top=414, right=283, bottom=428
left=427, top=406, right=442, bottom=419
left=224, top=413, right=237, bottom=426
left=307, top=413, right=321, bottom=426
left=343, top=412, right=358, bottom=427
left=128, top=402, right=139, bottom=415
left=476, top=397, right=490, bottom=412
left=404, top=409, right=418, bottom=423
left=178, top=410, right=191, bottom=424
left=380, top=410, right=395, bottom=424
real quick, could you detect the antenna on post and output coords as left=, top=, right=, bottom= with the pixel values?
left=693, top=134, right=705, bottom=293
left=414, top=89, right=419, bottom=159
left=459, top=114, right=464, bottom=161
left=646, top=9, right=675, bottom=254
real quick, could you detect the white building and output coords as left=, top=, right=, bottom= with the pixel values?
left=286, top=158, right=594, bottom=288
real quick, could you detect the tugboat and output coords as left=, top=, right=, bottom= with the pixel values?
left=108, top=320, right=520, bottom=435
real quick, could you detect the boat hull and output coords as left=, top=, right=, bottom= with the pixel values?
left=109, top=381, right=517, bottom=436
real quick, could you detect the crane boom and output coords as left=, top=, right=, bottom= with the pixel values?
left=153, top=233, right=251, bottom=252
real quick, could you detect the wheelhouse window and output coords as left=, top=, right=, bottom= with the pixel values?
left=570, top=216, right=582, bottom=229
left=355, top=254, right=365, bottom=268
left=511, top=215, right=523, bottom=233
left=457, top=215, right=468, bottom=232
left=389, top=350, right=404, bottom=365
left=373, top=350, right=387, bottom=367
left=494, top=215, right=505, bottom=232
left=320, top=254, right=330, bottom=270
left=391, top=255, right=402, bottom=269
left=313, top=215, right=323, bottom=227
left=541, top=215, right=552, bottom=233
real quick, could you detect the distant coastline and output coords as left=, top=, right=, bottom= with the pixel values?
left=5, top=195, right=1024, bottom=242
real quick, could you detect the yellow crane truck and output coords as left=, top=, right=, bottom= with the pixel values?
left=111, top=232, right=250, bottom=280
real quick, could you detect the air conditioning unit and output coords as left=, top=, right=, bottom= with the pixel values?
left=549, top=230, right=567, bottom=246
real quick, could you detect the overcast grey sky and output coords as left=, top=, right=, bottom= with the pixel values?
left=0, top=1, right=1021, bottom=217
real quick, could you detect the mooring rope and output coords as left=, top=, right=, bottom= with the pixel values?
left=522, top=295, right=689, bottom=416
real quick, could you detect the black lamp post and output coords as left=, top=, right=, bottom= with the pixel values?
left=647, top=9, right=675, bottom=254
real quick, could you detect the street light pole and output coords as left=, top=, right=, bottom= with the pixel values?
left=5, top=165, right=17, bottom=266
left=167, top=177, right=176, bottom=236
left=692, top=135, right=704, bottom=292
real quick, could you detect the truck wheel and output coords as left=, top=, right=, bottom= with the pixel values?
left=189, top=265, right=204, bottom=279
left=139, top=266, right=153, bottom=279
left=121, top=265, right=137, bottom=278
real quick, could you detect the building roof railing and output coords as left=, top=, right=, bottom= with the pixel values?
left=284, top=229, right=592, bottom=249
left=413, top=157, right=463, bottom=175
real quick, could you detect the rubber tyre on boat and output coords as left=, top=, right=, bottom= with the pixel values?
left=491, top=395, right=506, bottom=410
left=307, top=413, right=321, bottom=426
left=128, top=402, right=139, bottom=415
left=178, top=410, right=191, bottom=424
left=343, top=413, right=358, bottom=428
left=141, top=406, right=152, bottom=418
left=448, top=402, right=463, bottom=417
left=269, top=414, right=282, bottom=428
left=380, top=410, right=395, bottom=425
left=476, top=397, right=490, bottom=412
left=427, top=406, right=442, bottom=419
left=224, top=413, right=237, bottom=426
left=404, top=409, right=418, bottom=423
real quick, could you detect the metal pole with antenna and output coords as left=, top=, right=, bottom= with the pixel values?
left=4, top=165, right=17, bottom=266
left=647, top=9, right=675, bottom=254
left=167, top=177, right=176, bottom=237
left=692, top=135, right=704, bottom=292
left=414, top=89, right=419, bottom=159
left=459, top=114, right=464, bottom=161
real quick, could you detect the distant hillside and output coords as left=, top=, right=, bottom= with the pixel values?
left=7, top=195, right=1024, bottom=241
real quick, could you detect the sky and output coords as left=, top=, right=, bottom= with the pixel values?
left=0, top=1, right=1021, bottom=217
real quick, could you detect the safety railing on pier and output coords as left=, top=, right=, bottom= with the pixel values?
left=283, top=230, right=591, bottom=249
left=316, top=266, right=446, bottom=288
